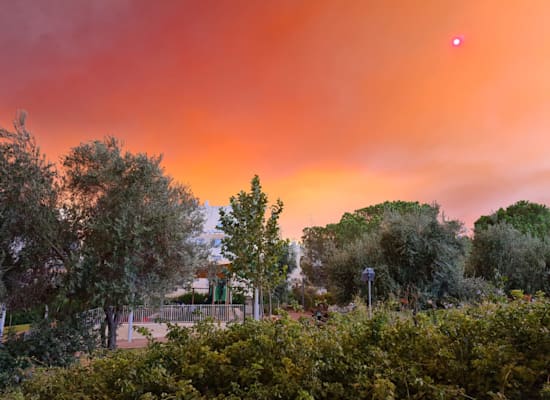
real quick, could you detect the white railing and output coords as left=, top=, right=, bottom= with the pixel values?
left=121, top=304, right=246, bottom=324
left=80, top=307, right=104, bottom=327
left=81, top=304, right=246, bottom=326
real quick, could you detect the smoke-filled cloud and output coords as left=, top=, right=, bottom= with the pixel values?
left=2, top=0, right=550, bottom=238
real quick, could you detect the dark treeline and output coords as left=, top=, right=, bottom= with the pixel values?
left=301, top=200, right=550, bottom=305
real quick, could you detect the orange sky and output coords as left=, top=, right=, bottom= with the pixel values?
left=2, top=0, right=550, bottom=239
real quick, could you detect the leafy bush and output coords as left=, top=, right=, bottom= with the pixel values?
left=170, top=292, right=246, bottom=305
left=169, top=292, right=210, bottom=305
left=4, top=307, right=44, bottom=326
left=468, top=222, right=550, bottom=294
left=3, top=299, right=549, bottom=399
left=289, top=285, right=333, bottom=311
left=232, top=292, right=246, bottom=304
left=0, top=317, right=99, bottom=389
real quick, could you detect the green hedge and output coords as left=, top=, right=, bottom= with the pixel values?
left=169, top=292, right=246, bottom=305
left=3, top=298, right=550, bottom=399
left=169, top=292, right=210, bottom=305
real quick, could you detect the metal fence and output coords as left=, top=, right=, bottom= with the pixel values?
left=80, top=307, right=104, bottom=328
left=82, top=305, right=246, bottom=326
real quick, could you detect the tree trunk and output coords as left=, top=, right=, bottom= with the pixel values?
left=253, top=287, right=260, bottom=320
left=268, top=288, right=273, bottom=316
left=127, top=309, right=134, bottom=343
left=211, top=280, right=216, bottom=305
left=0, top=303, right=6, bottom=339
left=259, top=286, right=264, bottom=319
left=100, top=319, right=107, bottom=348
left=104, top=306, right=121, bottom=350
left=226, top=281, right=230, bottom=305
left=301, top=277, right=305, bottom=309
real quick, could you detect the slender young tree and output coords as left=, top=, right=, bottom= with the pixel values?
left=219, top=175, right=285, bottom=319
left=62, top=137, right=205, bottom=348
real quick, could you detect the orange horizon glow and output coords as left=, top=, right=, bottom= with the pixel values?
left=2, top=1, right=550, bottom=239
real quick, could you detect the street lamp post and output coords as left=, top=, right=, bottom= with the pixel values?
left=361, top=267, right=375, bottom=317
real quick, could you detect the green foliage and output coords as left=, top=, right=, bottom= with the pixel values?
left=0, top=317, right=99, bottom=389
left=62, top=137, right=205, bottom=348
left=231, top=292, right=246, bottom=305
left=271, top=241, right=298, bottom=304
left=169, top=292, right=210, bottom=305
left=301, top=201, right=438, bottom=288
left=219, top=175, right=286, bottom=311
left=289, top=285, right=328, bottom=311
left=468, top=222, right=550, bottom=294
left=300, top=226, right=336, bottom=287
left=327, top=205, right=471, bottom=305
left=4, top=307, right=44, bottom=326
left=327, top=231, right=387, bottom=304
left=474, top=200, right=550, bottom=239
left=353, top=200, right=436, bottom=234
left=0, top=113, right=66, bottom=310
left=4, top=299, right=549, bottom=399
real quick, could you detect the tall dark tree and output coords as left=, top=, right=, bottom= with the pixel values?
left=468, top=223, right=549, bottom=294
left=327, top=205, right=469, bottom=305
left=300, top=226, right=336, bottom=287
left=301, top=201, right=437, bottom=287
left=0, top=113, right=66, bottom=336
left=470, top=201, right=550, bottom=294
left=62, top=137, right=205, bottom=348
left=219, top=175, right=285, bottom=319
left=474, top=200, right=550, bottom=239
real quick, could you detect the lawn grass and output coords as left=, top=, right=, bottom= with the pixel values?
left=4, top=324, right=30, bottom=335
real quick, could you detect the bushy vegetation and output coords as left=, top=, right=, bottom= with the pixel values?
left=305, top=202, right=474, bottom=306
left=468, top=222, right=550, bottom=294
left=3, top=298, right=549, bottom=399
left=2, top=114, right=550, bottom=399
left=302, top=200, right=550, bottom=307
left=1, top=119, right=205, bottom=349
left=0, top=317, right=99, bottom=389
left=469, top=201, right=550, bottom=294
left=169, top=292, right=211, bottom=305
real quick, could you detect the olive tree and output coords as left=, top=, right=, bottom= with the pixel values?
left=62, top=137, right=205, bottom=348
left=474, top=200, right=550, bottom=239
left=0, top=112, right=66, bottom=337
left=327, top=205, right=470, bottom=305
left=468, top=222, right=549, bottom=294
left=470, top=201, right=550, bottom=294
left=301, top=201, right=436, bottom=288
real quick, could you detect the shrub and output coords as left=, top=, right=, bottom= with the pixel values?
left=169, top=292, right=210, bottom=305
left=4, top=307, right=44, bottom=326
left=0, top=317, right=99, bottom=390
left=231, top=292, right=246, bottom=305
left=3, top=298, right=549, bottom=399
left=290, top=285, right=332, bottom=311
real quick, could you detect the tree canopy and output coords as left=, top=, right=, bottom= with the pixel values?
left=469, top=222, right=549, bottom=294
left=219, top=175, right=286, bottom=318
left=326, top=204, right=470, bottom=305
left=62, top=137, right=205, bottom=348
left=474, top=200, right=550, bottom=238
left=301, top=201, right=438, bottom=288
left=0, top=113, right=65, bottom=313
left=470, top=200, right=550, bottom=294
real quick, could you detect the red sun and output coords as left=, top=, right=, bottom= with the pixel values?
left=452, top=36, right=463, bottom=47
